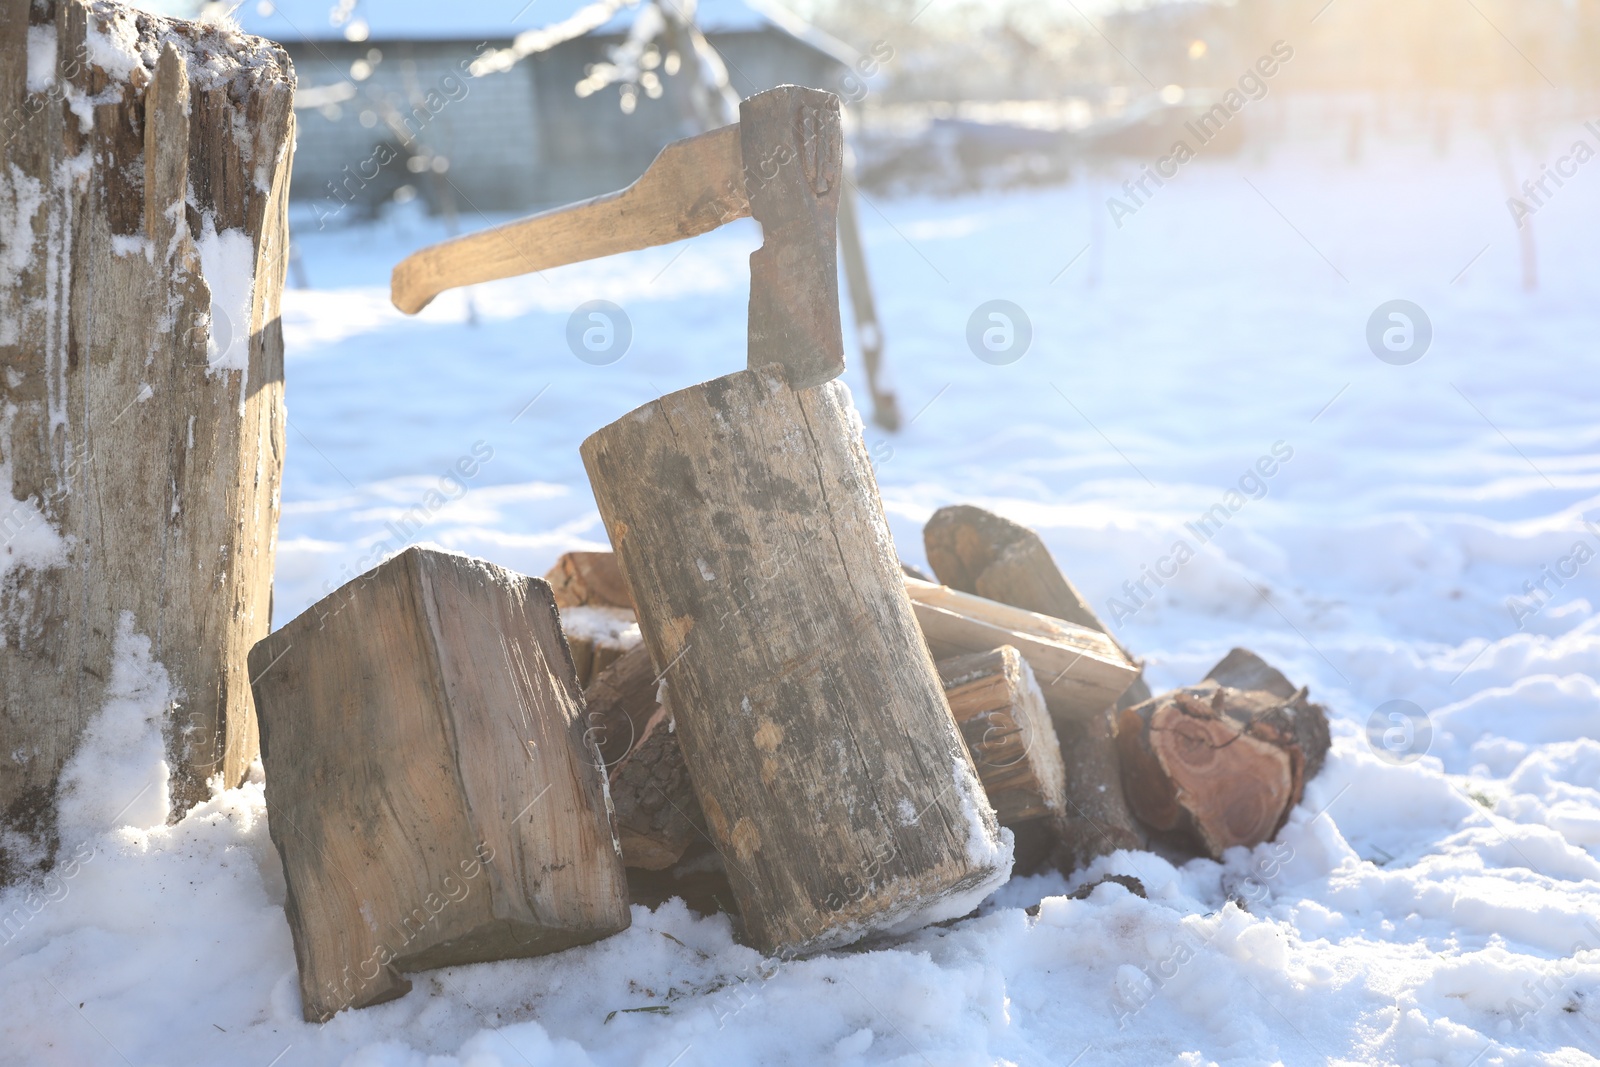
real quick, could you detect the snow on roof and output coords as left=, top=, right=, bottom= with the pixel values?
left=234, top=0, right=776, bottom=44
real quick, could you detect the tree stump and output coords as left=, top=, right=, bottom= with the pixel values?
left=1115, top=649, right=1332, bottom=860
left=582, top=366, right=1011, bottom=954
left=249, top=547, right=630, bottom=1021
left=0, top=1, right=294, bottom=879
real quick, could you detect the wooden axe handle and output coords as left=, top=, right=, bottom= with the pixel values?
left=390, top=123, right=748, bottom=314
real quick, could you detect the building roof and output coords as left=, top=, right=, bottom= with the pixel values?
left=234, top=0, right=782, bottom=44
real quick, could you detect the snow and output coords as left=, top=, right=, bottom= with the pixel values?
left=0, top=403, right=68, bottom=588
left=24, top=25, right=56, bottom=94
left=194, top=214, right=258, bottom=416
left=53, top=613, right=175, bottom=841
left=5, top=116, right=1600, bottom=1063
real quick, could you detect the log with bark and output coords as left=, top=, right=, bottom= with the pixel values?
left=0, top=2, right=294, bottom=881
left=1115, top=648, right=1331, bottom=860
left=249, top=547, right=630, bottom=1021
left=603, top=644, right=1070, bottom=873
left=582, top=366, right=1011, bottom=955
left=921, top=506, right=1153, bottom=871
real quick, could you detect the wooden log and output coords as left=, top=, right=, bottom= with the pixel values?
left=903, top=576, right=1136, bottom=717
left=608, top=708, right=704, bottom=871
left=923, top=504, right=1150, bottom=706
left=249, top=547, right=630, bottom=1021
left=920, top=505, right=1155, bottom=871
left=582, top=366, right=1010, bottom=954
left=546, top=550, right=634, bottom=610
left=1115, top=651, right=1332, bottom=860
left=936, top=648, right=1065, bottom=827
left=606, top=646, right=1069, bottom=871
left=583, top=642, right=660, bottom=772
left=0, top=2, right=294, bottom=881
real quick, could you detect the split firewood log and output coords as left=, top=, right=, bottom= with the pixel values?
left=902, top=577, right=1136, bottom=716
left=923, top=504, right=1151, bottom=706
left=545, top=550, right=634, bottom=610
left=1115, top=649, right=1331, bottom=860
left=581, top=642, right=658, bottom=770
left=250, top=547, right=630, bottom=1020
left=604, top=645, right=1071, bottom=872
left=905, top=572, right=1147, bottom=870
left=606, top=707, right=706, bottom=871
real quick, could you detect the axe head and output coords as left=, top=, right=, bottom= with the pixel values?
left=388, top=85, right=847, bottom=390
left=740, top=85, right=845, bottom=389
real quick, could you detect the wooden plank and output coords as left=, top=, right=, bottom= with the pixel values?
left=250, top=548, right=630, bottom=1021
left=0, top=2, right=293, bottom=881
left=582, top=365, right=1010, bottom=954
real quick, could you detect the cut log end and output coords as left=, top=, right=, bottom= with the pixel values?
left=1115, top=650, right=1332, bottom=860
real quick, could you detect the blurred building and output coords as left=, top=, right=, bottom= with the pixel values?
left=237, top=0, right=851, bottom=217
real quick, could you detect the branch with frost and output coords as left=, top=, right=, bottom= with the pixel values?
left=469, top=0, right=639, bottom=77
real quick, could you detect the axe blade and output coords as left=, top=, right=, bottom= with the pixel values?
left=741, top=85, right=846, bottom=390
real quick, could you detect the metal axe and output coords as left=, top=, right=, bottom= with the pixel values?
left=390, top=84, right=845, bottom=390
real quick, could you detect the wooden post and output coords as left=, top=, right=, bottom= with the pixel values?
left=922, top=506, right=1151, bottom=870
left=0, top=1, right=294, bottom=880
left=582, top=367, right=1011, bottom=954
left=249, top=547, right=630, bottom=1021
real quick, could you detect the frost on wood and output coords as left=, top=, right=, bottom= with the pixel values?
left=0, top=0, right=294, bottom=885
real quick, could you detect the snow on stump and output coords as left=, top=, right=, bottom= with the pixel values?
left=248, top=547, right=631, bottom=1021
left=0, top=1, right=293, bottom=881
left=582, top=367, right=1013, bottom=955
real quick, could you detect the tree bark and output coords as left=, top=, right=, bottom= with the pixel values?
left=0, top=1, right=294, bottom=882
left=250, top=547, right=630, bottom=1021
left=582, top=366, right=1010, bottom=955
left=1115, top=650, right=1332, bottom=860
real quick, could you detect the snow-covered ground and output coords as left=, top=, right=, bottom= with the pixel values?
left=5, top=118, right=1600, bottom=1065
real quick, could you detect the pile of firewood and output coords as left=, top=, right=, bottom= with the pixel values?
left=248, top=502, right=1329, bottom=1021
